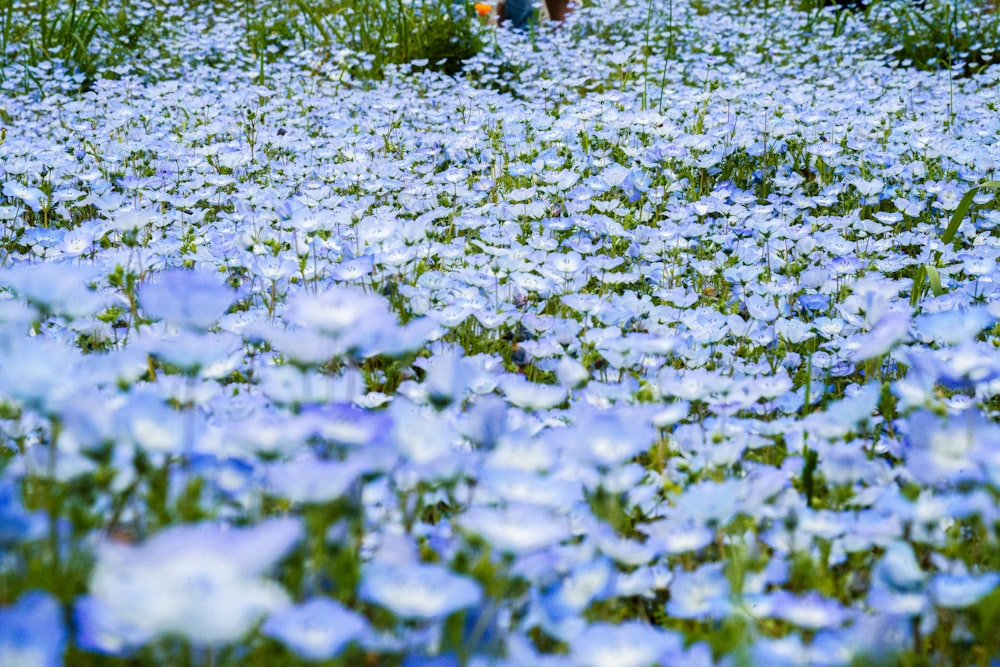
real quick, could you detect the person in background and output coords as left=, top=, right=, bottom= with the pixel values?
left=498, top=0, right=572, bottom=30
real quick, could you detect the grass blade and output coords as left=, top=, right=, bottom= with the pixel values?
left=925, top=265, right=944, bottom=297
left=910, top=264, right=926, bottom=308
left=941, top=180, right=1000, bottom=248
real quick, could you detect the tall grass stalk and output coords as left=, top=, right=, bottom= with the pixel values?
left=0, top=0, right=159, bottom=92
left=656, top=0, right=674, bottom=112
left=911, top=181, right=1000, bottom=307
left=289, top=0, right=484, bottom=80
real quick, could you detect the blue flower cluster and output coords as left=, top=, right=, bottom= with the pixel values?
left=1, top=0, right=1000, bottom=665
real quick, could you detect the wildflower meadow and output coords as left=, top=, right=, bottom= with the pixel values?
left=2, top=0, right=1000, bottom=664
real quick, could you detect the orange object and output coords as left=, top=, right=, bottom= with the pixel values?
left=474, top=2, right=492, bottom=16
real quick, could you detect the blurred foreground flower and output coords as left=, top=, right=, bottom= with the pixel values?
left=359, top=562, right=482, bottom=619
left=138, top=268, right=235, bottom=331
left=571, top=621, right=683, bottom=667
left=262, top=597, right=368, bottom=660
left=930, top=572, right=1000, bottom=608
left=78, top=518, right=302, bottom=653
left=0, top=592, right=66, bottom=667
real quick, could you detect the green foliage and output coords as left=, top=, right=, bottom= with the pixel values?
left=277, top=0, right=486, bottom=80
left=911, top=180, right=1000, bottom=307
left=866, top=0, right=1000, bottom=75
left=796, top=0, right=854, bottom=38
left=0, top=0, right=162, bottom=92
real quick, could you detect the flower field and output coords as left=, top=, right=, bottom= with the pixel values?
left=2, top=0, right=1000, bottom=664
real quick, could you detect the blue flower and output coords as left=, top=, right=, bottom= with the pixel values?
left=913, top=305, right=995, bottom=345
left=138, top=329, right=243, bottom=378
left=0, top=337, right=81, bottom=411
left=458, top=502, right=571, bottom=554
left=499, top=374, right=567, bottom=410
left=74, top=595, right=153, bottom=655
left=266, top=454, right=372, bottom=504
left=905, top=409, right=990, bottom=485
left=285, top=286, right=414, bottom=359
left=138, top=268, right=234, bottom=331
left=665, top=562, right=731, bottom=620
left=905, top=342, right=1000, bottom=391
left=571, top=621, right=682, bottom=667
left=0, top=263, right=102, bottom=319
left=0, top=481, right=45, bottom=551
left=262, top=597, right=367, bottom=661
left=416, top=349, right=491, bottom=409
left=540, top=558, right=615, bottom=620
left=874, top=542, right=926, bottom=594
left=805, top=382, right=880, bottom=437
left=641, top=519, right=714, bottom=555
left=847, top=310, right=910, bottom=362
left=671, top=479, right=745, bottom=526
left=2, top=180, right=46, bottom=211
left=401, top=655, right=461, bottom=667
left=359, top=562, right=482, bottom=619
left=545, top=406, right=657, bottom=467
left=457, top=395, right=509, bottom=451
left=930, top=572, right=1000, bottom=609
left=768, top=590, right=849, bottom=630
left=0, top=592, right=66, bottom=667
left=87, top=518, right=301, bottom=646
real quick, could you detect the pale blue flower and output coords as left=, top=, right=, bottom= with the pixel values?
left=0, top=592, right=66, bottom=667
left=359, top=562, right=482, bottom=619
left=139, top=268, right=234, bottom=331
left=0, top=263, right=102, bottom=319
left=566, top=407, right=658, bottom=466
left=555, top=355, right=590, bottom=389
left=417, top=349, right=493, bottom=409
left=266, top=454, right=372, bottom=504
left=88, top=518, right=301, bottom=645
left=594, top=525, right=660, bottom=566
left=930, top=572, right=1000, bottom=608
left=459, top=502, right=572, bottom=554
left=666, top=562, right=731, bottom=620
left=541, top=558, right=615, bottom=619
left=115, top=391, right=188, bottom=453
left=905, top=409, right=989, bottom=485
left=848, top=310, right=910, bottom=362
left=480, top=468, right=581, bottom=510
left=768, top=590, right=849, bottom=630
left=913, top=305, right=995, bottom=345
left=571, top=621, right=681, bottom=667
left=3, top=180, right=46, bottom=211
left=139, top=330, right=243, bottom=377
left=874, top=541, right=926, bottom=594
left=499, top=374, right=567, bottom=410
left=262, top=597, right=367, bottom=660
left=0, top=337, right=81, bottom=411
left=0, top=481, right=45, bottom=550
left=457, top=395, right=509, bottom=451
left=672, top=479, right=745, bottom=526
left=75, top=595, right=153, bottom=655
left=641, top=519, right=714, bottom=555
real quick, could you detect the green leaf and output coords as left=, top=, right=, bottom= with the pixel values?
left=910, top=264, right=926, bottom=308
left=941, top=180, right=1000, bottom=248
left=913, top=180, right=1000, bottom=308
left=925, top=265, right=944, bottom=297
left=803, top=447, right=819, bottom=508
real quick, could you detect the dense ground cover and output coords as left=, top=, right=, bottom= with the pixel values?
left=2, top=0, right=1000, bottom=664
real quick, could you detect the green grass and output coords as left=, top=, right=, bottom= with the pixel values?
left=0, top=0, right=162, bottom=92
left=262, top=0, right=487, bottom=81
